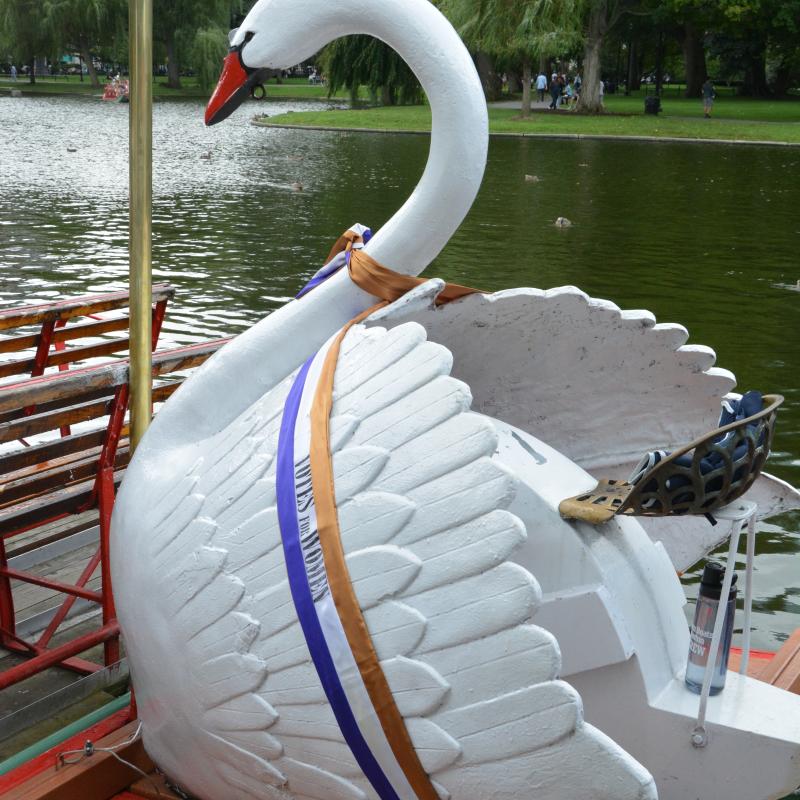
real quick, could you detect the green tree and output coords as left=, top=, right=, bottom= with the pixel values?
left=442, top=0, right=581, bottom=116
left=154, top=0, right=241, bottom=89
left=574, top=0, right=652, bottom=112
left=192, top=25, right=229, bottom=91
left=321, top=36, right=423, bottom=106
left=714, top=0, right=800, bottom=96
left=666, top=0, right=800, bottom=96
left=0, top=0, right=58, bottom=83
left=44, top=0, right=125, bottom=88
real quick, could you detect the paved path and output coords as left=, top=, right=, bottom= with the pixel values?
left=489, top=98, right=559, bottom=111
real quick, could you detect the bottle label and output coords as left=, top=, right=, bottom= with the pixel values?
left=688, top=595, right=734, bottom=670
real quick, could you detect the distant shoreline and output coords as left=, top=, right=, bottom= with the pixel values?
left=253, top=118, right=800, bottom=147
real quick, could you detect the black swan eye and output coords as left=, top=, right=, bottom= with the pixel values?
left=243, top=31, right=255, bottom=43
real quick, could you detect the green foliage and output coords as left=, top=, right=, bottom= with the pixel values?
left=441, top=0, right=583, bottom=62
left=192, top=25, right=229, bottom=91
left=154, top=0, right=243, bottom=85
left=321, top=36, right=423, bottom=106
left=0, top=0, right=59, bottom=69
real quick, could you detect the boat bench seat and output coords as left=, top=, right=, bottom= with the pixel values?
left=0, top=284, right=175, bottom=385
left=0, top=286, right=232, bottom=688
left=0, top=338, right=230, bottom=542
left=758, top=628, right=800, bottom=693
left=559, top=394, right=783, bottom=524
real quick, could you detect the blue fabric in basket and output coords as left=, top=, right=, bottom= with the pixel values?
left=629, top=391, right=764, bottom=510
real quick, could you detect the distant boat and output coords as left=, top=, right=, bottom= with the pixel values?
left=102, top=78, right=129, bottom=102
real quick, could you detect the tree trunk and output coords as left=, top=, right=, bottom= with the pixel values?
left=771, top=60, right=793, bottom=97
left=577, top=0, right=607, bottom=113
left=539, top=55, right=549, bottom=76
left=475, top=51, right=503, bottom=102
left=654, top=32, right=665, bottom=96
left=681, top=23, right=706, bottom=99
left=626, top=39, right=640, bottom=92
left=506, top=70, right=521, bottom=93
left=166, top=35, right=181, bottom=89
left=520, top=58, right=532, bottom=118
left=28, top=58, right=35, bottom=85
left=380, top=85, right=395, bottom=106
left=79, top=40, right=101, bottom=89
left=742, top=47, right=770, bottom=97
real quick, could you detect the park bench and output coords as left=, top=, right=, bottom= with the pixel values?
left=0, top=287, right=231, bottom=690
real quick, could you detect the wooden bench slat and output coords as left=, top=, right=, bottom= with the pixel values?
left=0, top=386, right=119, bottom=425
left=0, top=448, right=130, bottom=509
left=0, top=338, right=230, bottom=414
left=0, top=337, right=131, bottom=380
left=1, top=444, right=104, bottom=484
left=0, top=471, right=125, bottom=536
left=6, top=514, right=100, bottom=560
left=0, top=315, right=131, bottom=355
left=0, top=380, right=181, bottom=443
left=0, top=429, right=112, bottom=476
left=0, top=284, right=174, bottom=332
left=759, top=629, right=800, bottom=693
left=0, top=397, right=120, bottom=443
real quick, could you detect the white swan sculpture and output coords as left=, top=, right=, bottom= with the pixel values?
left=111, top=1, right=800, bottom=799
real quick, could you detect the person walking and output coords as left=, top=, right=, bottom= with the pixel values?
left=535, top=71, right=547, bottom=103
left=10, top=64, right=17, bottom=81
left=549, top=73, right=561, bottom=109
left=574, top=73, right=582, bottom=96
left=702, top=78, right=715, bottom=118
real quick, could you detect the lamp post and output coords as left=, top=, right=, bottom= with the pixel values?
left=128, top=0, right=153, bottom=451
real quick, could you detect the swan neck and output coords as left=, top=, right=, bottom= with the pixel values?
left=334, top=0, right=488, bottom=275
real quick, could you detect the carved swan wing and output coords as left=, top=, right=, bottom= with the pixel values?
left=387, top=288, right=800, bottom=570
left=112, top=321, right=656, bottom=800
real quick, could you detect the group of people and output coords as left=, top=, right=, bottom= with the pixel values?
left=536, top=72, right=587, bottom=109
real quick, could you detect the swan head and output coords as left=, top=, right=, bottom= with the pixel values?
left=205, top=0, right=341, bottom=126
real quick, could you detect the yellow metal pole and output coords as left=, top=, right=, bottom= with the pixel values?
left=129, top=0, right=153, bottom=451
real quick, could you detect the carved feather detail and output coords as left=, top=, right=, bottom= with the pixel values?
left=113, top=320, right=657, bottom=800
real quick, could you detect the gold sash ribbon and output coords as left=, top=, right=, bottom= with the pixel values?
left=326, top=228, right=482, bottom=306
left=307, top=231, right=481, bottom=798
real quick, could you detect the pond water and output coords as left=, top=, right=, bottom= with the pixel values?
left=0, top=94, right=798, bottom=650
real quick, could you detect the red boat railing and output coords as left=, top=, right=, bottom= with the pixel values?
left=0, top=287, right=229, bottom=690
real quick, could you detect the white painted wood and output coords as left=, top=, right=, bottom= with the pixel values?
left=366, top=279, right=445, bottom=323
left=134, top=0, right=488, bottom=467
left=492, top=418, right=800, bottom=800
left=397, top=288, right=737, bottom=470
left=110, top=0, right=800, bottom=797
left=534, top=585, right=635, bottom=675
left=114, top=323, right=661, bottom=800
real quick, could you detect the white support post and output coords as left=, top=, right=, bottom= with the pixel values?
left=691, top=500, right=757, bottom=748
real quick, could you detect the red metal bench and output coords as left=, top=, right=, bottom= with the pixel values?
left=0, top=287, right=230, bottom=690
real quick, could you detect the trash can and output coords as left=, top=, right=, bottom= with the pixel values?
left=644, top=96, right=661, bottom=115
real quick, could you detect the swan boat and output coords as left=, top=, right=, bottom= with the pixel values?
left=110, top=1, right=800, bottom=799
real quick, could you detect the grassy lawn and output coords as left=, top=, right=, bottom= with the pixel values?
left=604, top=91, right=800, bottom=122
left=259, top=93, right=800, bottom=144
left=0, top=74, right=354, bottom=101
left=4, top=75, right=798, bottom=142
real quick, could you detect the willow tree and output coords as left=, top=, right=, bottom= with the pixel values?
left=0, top=0, right=58, bottom=83
left=441, top=0, right=580, bottom=117
left=322, top=35, right=423, bottom=106
left=44, top=0, right=124, bottom=88
left=154, top=0, right=242, bottom=89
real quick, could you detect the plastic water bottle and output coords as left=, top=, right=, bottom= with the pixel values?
left=685, top=561, right=737, bottom=695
